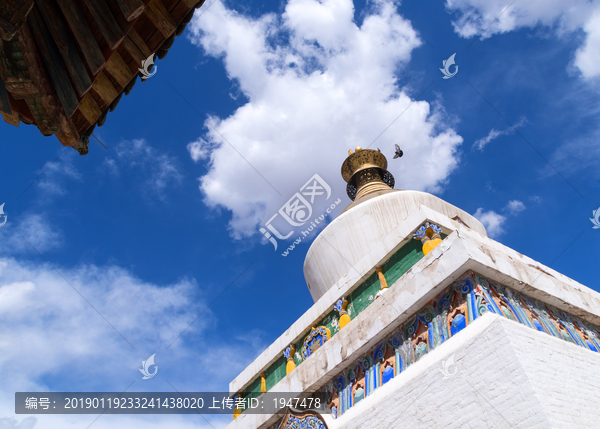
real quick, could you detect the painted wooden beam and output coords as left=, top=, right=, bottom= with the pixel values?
left=0, top=78, right=12, bottom=114
left=92, top=71, right=119, bottom=104
left=121, top=33, right=146, bottom=64
left=116, top=0, right=146, bottom=21
left=156, top=33, right=175, bottom=59
left=127, top=27, right=152, bottom=58
left=176, top=8, right=196, bottom=36
left=79, top=92, right=102, bottom=124
left=109, top=92, right=122, bottom=111
left=144, top=0, right=176, bottom=38
left=0, top=38, right=37, bottom=97
left=0, top=0, right=35, bottom=41
left=124, top=75, right=136, bottom=95
left=55, top=0, right=105, bottom=76
left=1, top=110, right=20, bottom=126
left=27, top=6, right=78, bottom=118
left=18, top=21, right=80, bottom=142
left=82, top=0, right=125, bottom=49
left=34, top=0, right=92, bottom=97
left=0, top=18, right=16, bottom=39
left=105, top=51, right=134, bottom=88
left=97, top=108, right=108, bottom=126
left=13, top=24, right=55, bottom=135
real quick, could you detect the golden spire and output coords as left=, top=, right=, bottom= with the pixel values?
left=341, top=147, right=395, bottom=201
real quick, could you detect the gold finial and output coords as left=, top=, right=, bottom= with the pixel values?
left=348, top=149, right=353, bottom=155
left=341, top=148, right=395, bottom=202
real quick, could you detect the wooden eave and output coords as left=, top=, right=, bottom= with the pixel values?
left=0, top=0, right=204, bottom=154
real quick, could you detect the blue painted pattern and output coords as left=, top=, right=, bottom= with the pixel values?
left=322, top=270, right=600, bottom=418
left=281, top=412, right=328, bottom=429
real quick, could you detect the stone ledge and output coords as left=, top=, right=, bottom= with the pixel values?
left=330, top=314, right=600, bottom=429
left=454, top=227, right=600, bottom=325
left=229, top=205, right=465, bottom=394
left=226, top=230, right=600, bottom=428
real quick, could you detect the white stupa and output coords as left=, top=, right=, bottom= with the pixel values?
left=225, top=148, right=600, bottom=429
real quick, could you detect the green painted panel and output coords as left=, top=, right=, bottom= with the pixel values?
left=246, top=377, right=261, bottom=399
left=348, top=272, right=380, bottom=317
left=245, top=235, right=446, bottom=396
left=265, top=356, right=287, bottom=391
left=383, top=239, right=424, bottom=286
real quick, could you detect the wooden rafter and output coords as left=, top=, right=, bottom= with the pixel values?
left=0, top=0, right=205, bottom=155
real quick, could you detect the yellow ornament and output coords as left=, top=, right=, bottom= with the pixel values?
left=334, top=297, right=351, bottom=329
left=284, top=345, right=296, bottom=374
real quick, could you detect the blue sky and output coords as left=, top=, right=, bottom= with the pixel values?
left=1, top=0, right=600, bottom=427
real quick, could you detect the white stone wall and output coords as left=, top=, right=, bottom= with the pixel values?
left=227, top=313, right=600, bottom=429
left=230, top=218, right=600, bottom=395
left=508, top=321, right=600, bottom=427
left=304, top=191, right=487, bottom=302
left=225, top=191, right=600, bottom=429
left=329, top=314, right=600, bottom=429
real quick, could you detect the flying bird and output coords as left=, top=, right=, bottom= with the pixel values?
left=393, top=144, right=403, bottom=159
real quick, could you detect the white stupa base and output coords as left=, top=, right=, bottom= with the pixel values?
left=327, top=312, right=600, bottom=429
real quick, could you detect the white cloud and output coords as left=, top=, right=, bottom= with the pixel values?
left=188, top=0, right=463, bottom=239
left=0, top=257, right=256, bottom=429
left=103, top=157, right=118, bottom=176
left=28, top=139, right=182, bottom=202
left=574, top=9, right=600, bottom=78
left=110, top=139, right=182, bottom=199
left=474, top=199, right=526, bottom=237
left=474, top=207, right=506, bottom=238
left=0, top=213, right=62, bottom=254
left=544, top=131, right=600, bottom=180
left=36, top=151, right=81, bottom=197
left=473, top=117, right=527, bottom=151
left=445, top=0, right=600, bottom=79
left=0, top=258, right=202, bottom=384
left=0, top=417, right=37, bottom=429
left=188, top=138, right=211, bottom=162
left=506, top=199, right=525, bottom=215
